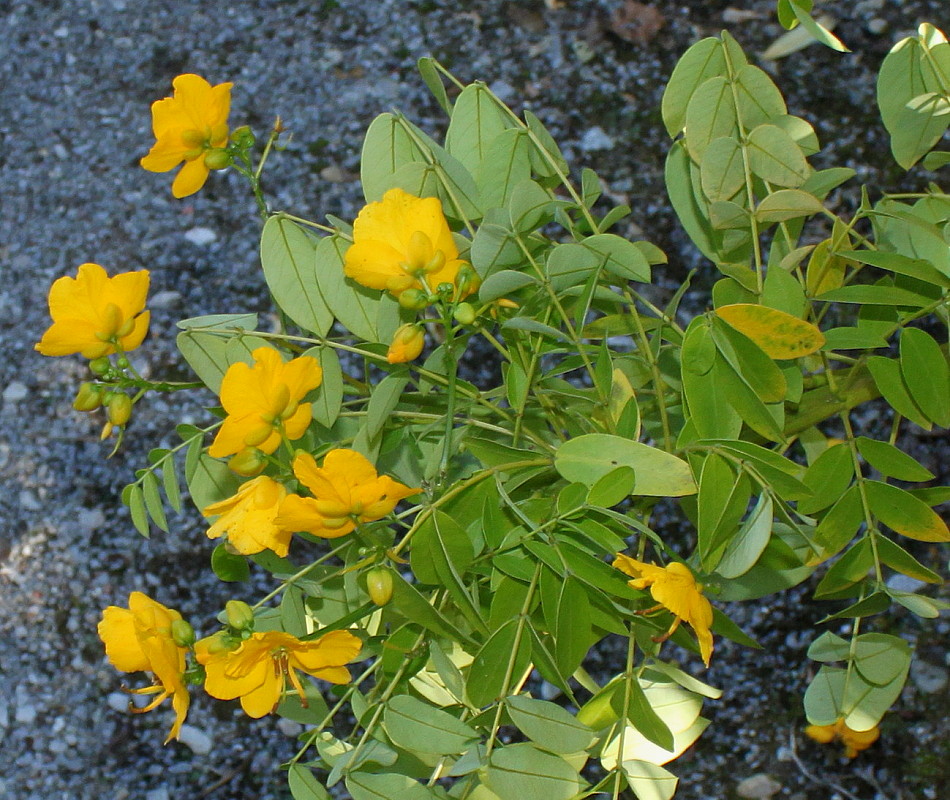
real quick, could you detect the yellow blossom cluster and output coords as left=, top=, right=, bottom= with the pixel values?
left=804, top=718, right=880, bottom=758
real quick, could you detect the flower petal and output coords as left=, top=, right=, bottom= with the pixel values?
left=171, top=158, right=210, bottom=199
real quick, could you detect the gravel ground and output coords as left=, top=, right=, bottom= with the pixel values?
left=1, top=1, right=947, bottom=799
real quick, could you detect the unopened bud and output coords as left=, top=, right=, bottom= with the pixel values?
left=171, top=619, right=196, bottom=648
left=204, top=631, right=240, bottom=654
left=455, top=264, right=480, bottom=297
left=115, top=356, right=131, bottom=370
left=227, top=447, right=265, bottom=477
left=230, top=125, right=255, bottom=148
left=366, top=567, right=394, bottom=606
left=73, top=382, right=102, bottom=412
left=387, top=324, right=425, bottom=364
left=436, top=282, right=454, bottom=296
left=204, top=148, right=231, bottom=170
left=89, top=357, right=111, bottom=376
left=107, top=393, right=132, bottom=426
left=398, top=288, right=430, bottom=311
left=454, top=302, right=476, bottom=326
left=225, top=600, right=255, bottom=631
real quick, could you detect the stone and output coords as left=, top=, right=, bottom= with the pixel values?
left=2, top=382, right=28, bottom=404
left=107, top=692, right=130, bottom=713
left=149, top=290, right=182, bottom=310
left=183, top=227, right=217, bottom=246
left=580, top=126, right=614, bottom=152
left=177, top=724, right=213, bottom=755
left=15, top=701, right=37, bottom=726
left=867, top=18, right=888, bottom=34
left=736, top=774, right=782, bottom=799
left=911, top=661, right=948, bottom=694
left=886, top=574, right=926, bottom=594
left=145, top=789, right=171, bottom=800
left=277, top=717, right=303, bottom=737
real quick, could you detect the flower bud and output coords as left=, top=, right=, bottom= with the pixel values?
left=204, top=631, right=240, bottom=654
left=455, top=265, right=480, bottom=297
left=454, top=302, right=476, bottom=326
left=203, top=148, right=231, bottom=170
left=225, top=600, right=255, bottom=631
left=436, top=282, right=454, bottom=296
left=230, top=125, right=255, bottom=148
left=73, top=382, right=102, bottom=412
left=366, top=567, right=394, bottom=606
left=107, top=392, right=132, bottom=426
left=227, top=447, right=266, bottom=477
left=88, top=356, right=111, bottom=376
left=171, top=619, right=196, bottom=648
left=398, top=288, right=430, bottom=311
left=387, top=324, right=425, bottom=364
left=115, top=356, right=130, bottom=370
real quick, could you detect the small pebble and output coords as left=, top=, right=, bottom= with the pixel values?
left=15, top=701, right=37, bottom=726
left=867, top=18, right=888, bottom=34
left=911, top=661, right=948, bottom=694
left=2, top=382, right=28, bottom=403
left=736, top=773, right=782, bottom=799
left=580, top=126, right=614, bottom=152
left=149, top=290, right=182, bottom=310
left=277, top=717, right=303, bottom=737
left=145, top=788, right=170, bottom=800
left=107, top=692, right=130, bottom=714
left=177, top=724, right=213, bottom=755
left=183, top=227, right=217, bottom=246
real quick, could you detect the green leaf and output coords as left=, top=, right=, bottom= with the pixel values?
left=789, top=1, right=849, bottom=52
left=756, top=189, right=824, bottom=222
left=661, top=37, right=726, bottom=136
left=865, top=481, right=950, bottom=542
left=854, top=633, right=912, bottom=687
left=866, top=356, right=932, bottom=430
left=288, top=765, right=331, bottom=800
left=546, top=242, right=601, bottom=292
left=364, top=373, right=409, bottom=442
left=855, top=437, right=934, bottom=482
left=581, top=233, right=652, bottom=283
left=175, top=313, right=263, bottom=393
left=479, top=270, right=538, bottom=303
left=554, top=577, right=592, bottom=677
left=124, top=484, right=149, bottom=538
left=261, top=217, right=334, bottom=337
left=746, top=124, right=809, bottom=187
left=710, top=317, right=789, bottom=400
left=844, top=250, right=950, bottom=289
left=416, top=57, right=452, bottom=115
left=807, top=631, right=850, bottom=662
left=587, top=466, right=637, bottom=508
left=161, top=459, right=182, bottom=514
left=733, top=65, right=788, bottom=128
left=307, top=346, right=344, bottom=428
left=383, top=695, right=478, bottom=755
left=618, top=761, right=678, bottom=800
left=360, top=112, right=427, bottom=202
left=716, top=493, right=773, bottom=578
left=280, top=584, right=308, bottom=637
left=900, top=327, right=950, bottom=427
left=187, top=452, right=239, bottom=512
left=696, top=453, right=747, bottom=571
left=211, top=542, right=249, bottom=582
left=813, top=538, right=873, bottom=598
left=467, top=619, right=532, bottom=707
left=471, top=223, right=524, bottom=278
left=141, top=472, right=168, bottom=533
left=390, top=573, right=469, bottom=644
left=799, top=443, right=855, bottom=515
left=684, top=77, right=738, bottom=161
left=508, top=179, right=556, bottom=233
left=486, top=744, right=584, bottom=800
left=699, top=136, right=744, bottom=203
left=502, top=316, right=569, bottom=342
left=445, top=84, right=510, bottom=177
left=625, top=679, right=675, bottom=752
left=555, top=434, right=697, bottom=497
left=346, top=772, right=436, bottom=800
left=875, top=536, right=942, bottom=583
left=816, top=284, right=933, bottom=308
left=665, top=142, right=717, bottom=262
left=479, top=128, right=532, bottom=210
left=506, top=696, right=596, bottom=754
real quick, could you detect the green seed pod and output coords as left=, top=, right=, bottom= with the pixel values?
left=225, top=599, right=255, bottom=631
left=88, top=357, right=111, bottom=376
left=170, top=619, right=196, bottom=648
left=366, top=567, right=394, bottom=606
left=107, top=393, right=132, bottom=426
left=73, top=382, right=102, bottom=412
left=203, top=148, right=231, bottom=170
left=454, top=302, right=476, bottom=326
left=398, top=288, right=429, bottom=311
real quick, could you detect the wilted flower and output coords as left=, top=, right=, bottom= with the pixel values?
left=277, top=448, right=419, bottom=538
left=613, top=554, right=715, bottom=667
left=208, top=347, right=322, bottom=459
left=805, top=718, right=880, bottom=758
left=140, top=74, right=232, bottom=198
left=36, top=263, right=150, bottom=359
left=203, top=475, right=292, bottom=556
left=344, top=188, right=471, bottom=299
left=387, top=323, right=425, bottom=364
left=97, top=592, right=191, bottom=742
left=196, top=629, right=361, bottom=718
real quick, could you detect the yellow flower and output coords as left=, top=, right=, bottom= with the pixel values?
left=613, top=554, right=715, bottom=667
left=208, top=347, right=322, bottom=459
left=196, top=629, right=361, bottom=718
left=97, top=592, right=190, bottom=743
left=805, top=718, right=880, bottom=758
left=277, top=449, right=420, bottom=538
left=387, top=323, right=426, bottom=364
left=203, top=475, right=292, bottom=556
left=35, top=263, right=150, bottom=359
left=344, top=188, right=470, bottom=298
left=140, top=74, right=233, bottom=198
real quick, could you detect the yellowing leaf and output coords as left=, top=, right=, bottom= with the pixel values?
left=714, top=304, right=825, bottom=359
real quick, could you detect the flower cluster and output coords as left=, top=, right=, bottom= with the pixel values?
left=804, top=718, right=880, bottom=758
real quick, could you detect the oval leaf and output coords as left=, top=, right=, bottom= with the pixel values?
left=715, top=304, right=825, bottom=358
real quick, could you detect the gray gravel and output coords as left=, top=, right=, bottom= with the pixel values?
left=2, top=1, right=948, bottom=799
